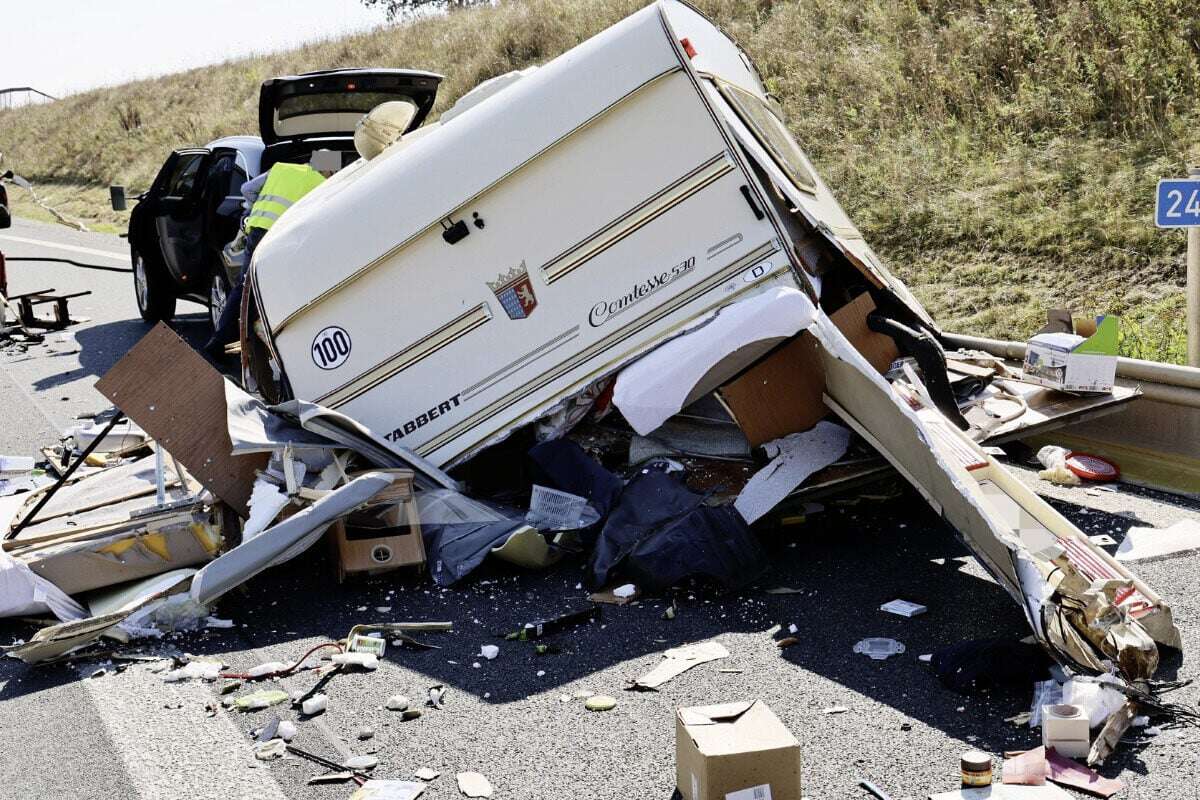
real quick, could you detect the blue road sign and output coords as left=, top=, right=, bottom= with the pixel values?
left=1156, top=178, right=1200, bottom=228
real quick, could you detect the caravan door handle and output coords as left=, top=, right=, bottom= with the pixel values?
left=739, top=185, right=765, bottom=220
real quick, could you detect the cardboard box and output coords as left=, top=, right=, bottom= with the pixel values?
left=1022, top=312, right=1118, bottom=394
left=676, top=700, right=802, bottom=800
left=331, top=469, right=425, bottom=580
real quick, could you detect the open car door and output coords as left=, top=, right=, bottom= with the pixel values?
left=153, top=148, right=211, bottom=284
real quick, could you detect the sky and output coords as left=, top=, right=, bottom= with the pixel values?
left=3, top=0, right=391, bottom=100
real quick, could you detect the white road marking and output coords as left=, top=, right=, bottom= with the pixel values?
left=80, top=664, right=289, bottom=800
left=0, top=233, right=127, bottom=262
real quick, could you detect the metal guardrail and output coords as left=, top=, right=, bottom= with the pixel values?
left=944, top=332, right=1200, bottom=408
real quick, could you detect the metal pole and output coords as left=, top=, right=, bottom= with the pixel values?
left=1190, top=166, right=1200, bottom=367
left=6, top=412, right=124, bottom=540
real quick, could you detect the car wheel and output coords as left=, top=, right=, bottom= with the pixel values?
left=209, top=269, right=232, bottom=332
left=132, top=246, right=176, bottom=323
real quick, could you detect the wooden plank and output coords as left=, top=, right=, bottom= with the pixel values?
left=94, top=323, right=267, bottom=516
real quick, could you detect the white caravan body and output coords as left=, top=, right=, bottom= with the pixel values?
left=250, top=0, right=907, bottom=468
left=249, top=0, right=1177, bottom=678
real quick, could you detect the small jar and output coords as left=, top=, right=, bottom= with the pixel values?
left=961, top=750, right=993, bottom=787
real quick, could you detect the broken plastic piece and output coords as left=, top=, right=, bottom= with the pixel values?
left=247, top=660, right=290, bottom=678
left=479, top=644, right=499, bottom=660
left=162, top=660, right=222, bottom=682
left=235, top=689, right=289, bottom=711
left=613, top=584, right=637, bottom=599
left=456, top=772, right=493, bottom=798
left=301, top=693, right=328, bottom=716
left=853, top=638, right=905, bottom=660
left=332, top=652, right=379, bottom=670
left=880, top=599, right=927, bottom=618
left=525, top=484, right=600, bottom=531
left=343, top=755, right=379, bottom=771
left=254, top=739, right=287, bottom=761
left=276, top=720, right=297, bottom=742
left=349, top=780, right=427, bottom=800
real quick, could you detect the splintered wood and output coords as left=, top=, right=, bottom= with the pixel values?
left=95, top=323, right=267, bottom=516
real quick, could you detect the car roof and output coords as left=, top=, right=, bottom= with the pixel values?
left=263, top=67, right=443, bottom=83
left=205, top=135, right=265, bottom=177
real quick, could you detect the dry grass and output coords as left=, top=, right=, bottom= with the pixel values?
left=2, top=0, right=1198, bottom=359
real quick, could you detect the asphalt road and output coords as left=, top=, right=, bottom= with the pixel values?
left=2, top=217, right=1199, bottom=800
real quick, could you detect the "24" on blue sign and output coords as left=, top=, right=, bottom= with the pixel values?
left=1156, top=179, right=1200, bottom=228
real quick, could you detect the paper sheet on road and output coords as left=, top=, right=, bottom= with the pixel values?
left=632, top=640, right=729, bottom=689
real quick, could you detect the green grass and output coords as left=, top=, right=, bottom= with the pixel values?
left=2, top=0, right=1197, bottom=361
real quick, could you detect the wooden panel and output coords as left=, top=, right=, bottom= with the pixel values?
left=95, top=323, right=267, bottom=516
left=717, top=334, right=827, bottom=448
left=828, top=292, right=899, bottom=374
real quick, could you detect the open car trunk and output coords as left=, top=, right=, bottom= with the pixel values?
left=257, top=68, right=441, bottom=170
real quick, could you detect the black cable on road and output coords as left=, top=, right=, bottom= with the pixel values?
left=5, top=256, right=131, bottom=273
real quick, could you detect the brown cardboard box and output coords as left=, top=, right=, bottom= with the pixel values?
left=716, top=293, right=898, bottom=447
left=331, top=469, right=425, bottom=580
left=675, top=700, right=802, bottom=800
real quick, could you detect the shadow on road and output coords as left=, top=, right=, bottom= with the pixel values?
left=30, top=311, right=211, bottom=391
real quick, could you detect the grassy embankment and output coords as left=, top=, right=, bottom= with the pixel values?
left=2, top=0, right=1198, bottom=360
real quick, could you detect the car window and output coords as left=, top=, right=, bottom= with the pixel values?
left=165, top=153, right=204, bottom=198
left=717, top=82, right=817, bottom=194
left=277, top=92, right=415, bottom=120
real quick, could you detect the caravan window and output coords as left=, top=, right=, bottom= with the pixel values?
left=718, top=82, right=817, bottom=194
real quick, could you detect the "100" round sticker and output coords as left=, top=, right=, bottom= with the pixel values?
left=311, top=326, right=351, bottom=370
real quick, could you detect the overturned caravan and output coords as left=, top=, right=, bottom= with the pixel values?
left=249, top=0, right=1178, bottom=700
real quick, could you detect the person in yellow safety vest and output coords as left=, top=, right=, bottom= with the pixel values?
left=206, top=156, right=332, bottom=355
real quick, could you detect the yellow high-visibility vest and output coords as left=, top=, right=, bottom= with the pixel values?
left=245, top=163, right=326, bottom=231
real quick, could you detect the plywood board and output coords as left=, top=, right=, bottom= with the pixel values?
left=95, top=323, right=267, bottom=516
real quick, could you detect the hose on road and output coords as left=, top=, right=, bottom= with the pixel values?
left=5, top=256, right=131, bottom=274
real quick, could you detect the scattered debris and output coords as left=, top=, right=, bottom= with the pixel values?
left=1115, top=518, right=1200, bottom=562
left=235, top=690, right=290, bottom=712
left=456, top=772, right=493, bottom=798
left=427, top=685, right=447, bottom=709
left=349, top=779, right=427, bottom=800
left=301, top=694, right=328, bottom=716
left=1002, top=747, right=1047, bottom=786
left=960, top=750, right=993, bottom=787
left=853, top=638, right=905, bottom=661
left=343, top=755, right=379, bottom=771
left=1042, top=704, right=1090, bottom=759
left=479, top=644, right=499, bottom=660
left=584, top=695, right=616, bottom=712
left=254, top=739, right=287, bottom=761
left=308, top=772, right=354, bottom=785
left=386, top=695, right=411, bottom=712
left=822, top=705, right=849, bottom=715
left=414, top=768, right=440, bottom=781
left=1037, top=446, right=1082, bottom=486
left=631, top=640, right=729, bottom=690
left=880, top=599, right=927, bottom=618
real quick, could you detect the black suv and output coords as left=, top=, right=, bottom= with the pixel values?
left=117, top=68, right=441, bottom=327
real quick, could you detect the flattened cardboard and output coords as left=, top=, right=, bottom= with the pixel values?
left=676, top=699, right=801, bottom=800
left=95, top=323, right=268, bottom=516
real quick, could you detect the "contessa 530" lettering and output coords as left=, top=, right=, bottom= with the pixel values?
left=588, top=256, right=695, bottom=327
